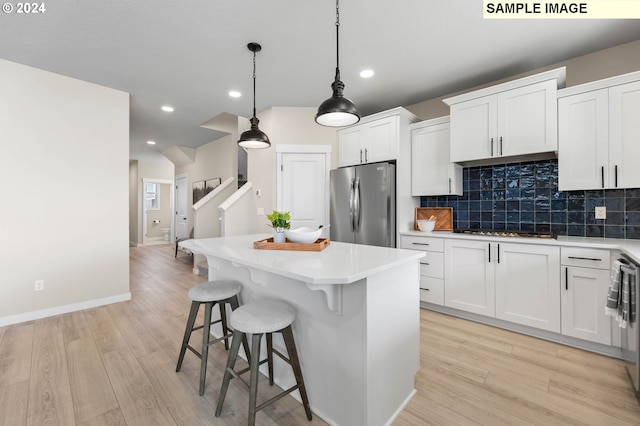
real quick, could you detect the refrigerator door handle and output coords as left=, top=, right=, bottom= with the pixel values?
left=354, top=177, right=361, bottom=232
left=349, top=178, right=355, bottom=232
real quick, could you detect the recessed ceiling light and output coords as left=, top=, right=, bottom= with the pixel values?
left=147, top=140, right=156, bottom=145
left=161, top=105, right=174, bottom=112
left=229, top=90, right=242, bottom=98
left=360, top=69, right=375, bottom=78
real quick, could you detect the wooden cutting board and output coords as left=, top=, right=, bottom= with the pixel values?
left=414, top=207, right=453, bottom=231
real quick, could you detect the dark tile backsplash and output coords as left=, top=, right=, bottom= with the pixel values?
left=420, top=159, right=640, bottom=239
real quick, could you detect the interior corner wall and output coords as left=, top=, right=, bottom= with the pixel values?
left=174, top=132, right=238, bottom=236
left=248, top=107, right=338, bottom=233
left=406, top=39, right=640, bottom=121
left=129, top=160, right=139, bottom=246
left=134, top=159, right=175, bottom=244
left=0, top=58, right=130, bottom=322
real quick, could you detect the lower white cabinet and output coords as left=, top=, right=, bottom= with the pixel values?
left=444, top=239, right=495, bottom=316
left=560, top=248, right=612, bottom=345
left=401, top=236, right=444, bottom=305
left=495, top=243, right=561, bottom=333
left=444, top=239, right=561, bottom=332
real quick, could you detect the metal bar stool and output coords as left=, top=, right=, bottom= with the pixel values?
left=176, top=280, right=251, bottom=396
left=215, top=300, right=312, bottom=426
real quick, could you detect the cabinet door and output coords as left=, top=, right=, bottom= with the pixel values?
left=366, top=115, right=398, bottom=163
left=558, top=89, right=609, bottom=191
left=444, top=239, right=495, bottom=316
left=495, top=243, right=561, bottom=332
left=561, top=266, right=611, bottom=345
left=498, top=80, right=557, bottom=157
left=411, top=121, right=461, bottom=196
left=609, top=80, right=640, bottom=189
left=450, top=96, right=497, bottom=162
left=338, top=126, right=365, bottom=167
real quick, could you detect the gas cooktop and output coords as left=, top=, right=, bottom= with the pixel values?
left=452, top=228, right=555, bottom=239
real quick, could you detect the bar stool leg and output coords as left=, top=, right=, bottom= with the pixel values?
left=266, top=333, right=274, bottom=386
left=248, top=333, right=263, bottom=426
left=282, top=326, right=313, bottom=420
left=219, top=302, right=230, bottom=350
left=229, top=296, right=252, bottom=365
left=198, top=301, right=214, bottom=396
left=176, top=301, right=200, bottom=372
left=215, top=329, right=244, bottom=417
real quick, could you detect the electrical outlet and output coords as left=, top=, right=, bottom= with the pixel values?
left=34, top=280, right=45, bottom=292
left=595, top=206, right=607, bottom=220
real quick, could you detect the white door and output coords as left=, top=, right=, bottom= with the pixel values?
left=338, top=126, right=364, bottom=167
left=277, top=153, right=329, bottom=237
left=175, top=174, right=188, bottom=240
left=449, top=95, right=497, bottom=162
left=495, top=243, right=561, bottom=332
left=609, top=80, right=640, bottom=189
left=444, top=239, right=495, bottom=316
left=367, top=115, right=398, bottom=164
left=411, top=120, right=453, bottom=196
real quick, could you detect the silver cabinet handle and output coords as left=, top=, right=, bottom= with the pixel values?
left=448, top=178, right=452, bottom=194
left=491, top=137, right=494, bottom=157
left=360, top=149, right=363, bottom=163
left=601, top=166, right=605, bottom=188
left=412, top=242, right=430, bottom=246
left=500, top=136, right=503, bottom=156
left=365, top=148, right=368, bottom=162
left=568, top=256, right=602, bottom=261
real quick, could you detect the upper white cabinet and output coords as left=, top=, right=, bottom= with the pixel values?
left=410, top=117, right=462, bottom=196
left=444, top=68, right=565, bottom=163
left=558, top=72, right=640, bottom=191
left=338, top=114, right=398, bottom=167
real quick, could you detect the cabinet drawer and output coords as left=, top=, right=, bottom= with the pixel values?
left=420, top=277, right=444, bottom=305
left=401, top=236, right=444, bottom=252
left=419, top=252, right=444, bottom=279
left=561, top=247, right=610, bottom=269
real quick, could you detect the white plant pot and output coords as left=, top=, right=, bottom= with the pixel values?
left=273, top=230, right=286, bottom=243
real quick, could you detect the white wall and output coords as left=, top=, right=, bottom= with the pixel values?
left=248, top=107, right=338, bottom=233
left=0, top=58, right=130, bottom=323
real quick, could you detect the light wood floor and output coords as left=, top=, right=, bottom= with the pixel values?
left=0, top=244, right=638, bottom=425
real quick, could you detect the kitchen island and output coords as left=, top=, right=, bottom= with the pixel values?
left=179, top=234, right=425, bottom=426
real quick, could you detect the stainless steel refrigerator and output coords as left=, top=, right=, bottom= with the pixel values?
left=330, top=162, right=396, bottom=247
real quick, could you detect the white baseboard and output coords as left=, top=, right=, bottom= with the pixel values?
left=0, top=292, right=132, bottom=327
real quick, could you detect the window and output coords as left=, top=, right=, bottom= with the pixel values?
left=145, top=183, right=159, bottom=210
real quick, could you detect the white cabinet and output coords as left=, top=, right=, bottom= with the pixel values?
left=338, top=115, right=398, bottom=167
left=558, top=75, right=640, bottom=191
left=494, top=243, right=561, bottom=333
left=560, top=247, right=612, bottom=345
left=444, top=238, right=561, bottom=332
left=401, top=235, right=445, bottom=305
left=445, top=69, right=564, bottom=163
left=444, top=239, right=495, bottom=316
left=410, top=117, right=462, bottom=196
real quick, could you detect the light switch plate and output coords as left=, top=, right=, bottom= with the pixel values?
left=595, top=206, right=606, bottom=219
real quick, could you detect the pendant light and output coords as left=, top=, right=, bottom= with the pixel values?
left=238, top=42, right=271, bottom=149
left=315, top=0, right=360, bottom=127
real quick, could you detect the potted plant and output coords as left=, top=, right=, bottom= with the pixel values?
left=267, top=210, right=291, bottom=243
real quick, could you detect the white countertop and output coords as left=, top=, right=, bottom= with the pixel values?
left=180, top=234, right=425, bottom=285
left=400, top=230, right=640, bottom=264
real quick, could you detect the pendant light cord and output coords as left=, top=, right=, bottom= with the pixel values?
left=252, top=49, right=257, bottom=118
left=335, top=0, right=340, bottom=79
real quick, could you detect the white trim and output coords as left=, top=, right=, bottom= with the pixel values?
left=0, top=292, right=132, bottom=327
left=218, top=181, right=253, bottom=212
left=192, top=176, right=235, bottom=211
left=443, top=67, right=566, bottom=105
left=558, top=69, right=640, bottom=98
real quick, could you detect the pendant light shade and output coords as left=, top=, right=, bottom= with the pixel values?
left=238, top=42, right=271, bottom=149
left=315, top=0, right=360, bottom=127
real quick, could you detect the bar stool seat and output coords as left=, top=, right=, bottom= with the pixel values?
left=215, top=300, right=312, bottom=426
left=176, top=280, right=250, bottom=396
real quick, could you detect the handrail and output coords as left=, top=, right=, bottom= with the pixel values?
left=218, top=181, right=253, bottom=212
left=192, top=177, right=235, bottom=211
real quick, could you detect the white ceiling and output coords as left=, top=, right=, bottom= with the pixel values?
left=2, top=0, right=639, bottom=162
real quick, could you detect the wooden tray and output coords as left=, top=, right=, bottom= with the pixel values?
left=414, top=207, right=453, bottom=231
left=253, top=237, right=330, bottom=251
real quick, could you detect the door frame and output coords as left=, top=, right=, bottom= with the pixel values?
left=141, top=178, right=175, bottom=246
left=276, top=145, right=331, bottom=231
left=174, top=172, right=188, bottom=240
